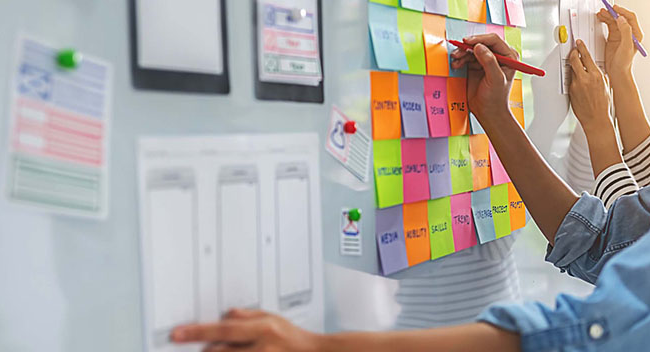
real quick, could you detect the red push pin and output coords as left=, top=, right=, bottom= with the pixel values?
left=344, top=121, right=357, bottom=134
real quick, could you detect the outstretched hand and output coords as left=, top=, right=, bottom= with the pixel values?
left=597, top=5, right=644, bottom=76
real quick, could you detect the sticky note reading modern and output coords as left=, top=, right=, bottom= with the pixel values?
left=399, top=74, right=429, bottom=138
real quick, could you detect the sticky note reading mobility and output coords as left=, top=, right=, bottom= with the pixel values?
left=510, top=79, right=525, bottom=128
left=426, top=137, right=452, bottom=199
left=470, top=134, right=491, bottom=191
left=489, top=141, right=511, bottom=185
left=403, top=201, right=431, bottom=267
left=446, top=19, right=468, bottom=77
left=397, top=8, right=427, bottom=75
left=368, top=3, right=409, bottom=71
left=486, top=0, right=507, bottom=25
left=447, top=77, right=470, bottom=136
left=450, top=193, right=478, bottom=251
left=376, top=205, right=409, bottom=275
left=399, top=74, right=429, bottom=138
left=402, top=139, right=430, bottom=203
left=491, top=183, right=512, bottom=238
left=428, top=197, right=455, bottom=259
left=508, top=182, right=526, bottom=231
left=371, top=71, right=402, bottom=140
left=467, top=0, right=487, bottom=23
left=424, top=76, right=450, bottom=137
left=449, top=136, right=473, bottom=194
left=505, top=0, right=526, bottom=28
left=447, top=0, right=468, bottom=20
left=424, top=0, right=448, bottom=16
left=401, top=0, right=425, bottom=12
left=422, top=13, right=449, bottom=77
left=471, top=188, right=497, bottom=243
left=505, top=26, right=523, bottom=79
left=373, top=139, right=404, bottom=208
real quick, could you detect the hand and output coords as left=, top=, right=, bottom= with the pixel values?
left=171, top=309, right=321, bottom=352
left=597, top=5, right=644, bottom=76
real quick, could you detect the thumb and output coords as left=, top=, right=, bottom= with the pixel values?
left=617, top=16, right=635, bottom=52
left=474, top=44, right=506, bottom=86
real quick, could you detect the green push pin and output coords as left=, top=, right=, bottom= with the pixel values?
left=56, top=49, right=83, bottom=70
left=348, top=208, right=361, bottom=222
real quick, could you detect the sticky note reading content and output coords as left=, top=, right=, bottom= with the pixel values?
left=403, top=201, right=431, bottom=267
left=376, top=206, right=409, bottom=275
left=505, top=26, right=523, bottom=79
left=447, top=0, right=469, bottom=20
left=449, top=136, right=473, bottom=194
left=510, top=79, right=524, bottom=128
left=426, top=137, right=452, bottom=199
left=402, top=139, right=430, bottom=203
left=489, top=141, right=511, bottom=185
left=373, top=139, right=404, bottom=208
left=469, top=134, right=491, bottom=191
left=371, top=71, right=402, bottom=140
left=428, top=197, right=455, bottom=259
left=424, top=76, right=450, bottom=138
left=508, top=182, right=526, bottom=231
left=399, top=74, right=429, bottom=138
left=450, top=193, right=478, bottom=251
left=446, top=19, right=468, bottom=77
left=486, top=0, right=507, bottom=25
left=505, top=0, right=526, bottom=28
left=368, top=3, right=409, bottom=71
left=467, top=0, right=487, bottom=23
left=490, top=183, right=512, bottom=238
left=422, top=13, right=449, bottom=77
left=397, top=8, right=427, bottom=75
left=447, top=77, right=469, bottom=136
left=424, top=0, right=448, bottom=16
left=471, top=188, right=496, bottom=243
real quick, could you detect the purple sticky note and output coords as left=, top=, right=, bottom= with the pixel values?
left=399, top=74, right=429, bottom=138
left=424, top=0, right=448, bottom=15
left=426, top=137, right=452, bottom=199
left=489, top=141, right=511, bottom=185
left=402, top=139, right=430, bottom=203
left=376, top=206, right=409, bottom=276
left=424, top=76, right=450, bottom=138
left=450, top=192, right=478, bottom=251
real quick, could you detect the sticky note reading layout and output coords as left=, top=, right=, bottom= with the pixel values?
left=422, top=13, right=449, bottom=77
left=424, top=0, right=448, bottom=16
left=403, top=201, right=430, bottom=267
left=489, top=141, right=511, bottom=185
left=399, top=74, right=429, bottom=138
left=428, top=197, right=455, bottom=259
left=467, top=0, right=487, bottom=23
left=447, top=77, right=469, bottom=136
left=510, top=79, right=525, bottom=128
left=449, top=136, right=473, bottom=194
left=450, top=193, right=477, bottom=251
left=508, top=182, right=526, bottom=231
left=505, top=0, right=526, bottom=28
left=397, top=8, right=427, bottom=75
left=490, top=183, right=511, bottom=238
left=424, top=76, right=450, bottom=137
left=376, top=206, right=409, bottom=275
left=401, top=0, right=425, bottom=11
left=446, top=19, right=468, bottom=77
left=402, top=139, right=430, bottom=203
left=470, top=134, right=491, bottom=191
left=505, top=26, right=523, bottom=79
left=486, top=0, right=507, bottom=25
left=447, top=0, right=468, bottom=20
left=426, top=137, right=452, bottom=199
left=471, top=188, right=496, bottom=243
left=368, top=3, right=409, bottom=71
left=371, top=71, right=401, bottom=140
left=374, top=139, right=404, bottom=208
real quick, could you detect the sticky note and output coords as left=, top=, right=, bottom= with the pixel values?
left=505, top=0, right=526, bottom=28
left=424, top=76, right=450, bottom=137
left=376, top=205, right=409, bottom=275
left=373, top=139, right=404, bottom=208
left=450, top=193, right=478, bottom=251
left=424, top=0, right=448, bottom=15
left=491, top=183, right=511, bottom=238
left=467, top=22, right=486, bottom=38
left=489, top=141, right=511, bottom=185
left=397, top=8, right=427, bottom=75
left=486, top=23, right=505, bottom=39
left=399, top=74, right=429, bottom=138
left=447, top=0, right=468, bottom=20
left=470, top=134, right=491, bottom=191
left=428, top=197, right=455, bottom=259
left=447, top=77, right=469, bottom=136
left=422, top=13, right=449, bottom=77
left=368, top=3, right=410, bottom=71
left=471, top=188, right=497, bottom=243
left=449, top=136, right=473, bottom=194
left=446, top=19, right=468, bottom=77
left=426, top=137, right=452, bottom=199
left=403, top=201, right=431, bottom=267
left=470, top=112, right=486, bottom=135
left=401, top=0, right=425, bottom=11
left=486, top=0, right=507, bottom=25
left=508, top=182, right=526, bottom=231
left=510, top=79, right=524, bottom=128
left=370, top=0, right=400, bottom=8
left=402, top=139, right=430, bottom=203
left=468, top=0, right=487, bottom=23
left=505, top=26, right=523, bottom=79
left=371, top=71, right=402, bottom=140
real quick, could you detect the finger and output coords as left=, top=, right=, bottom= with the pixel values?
left=568, top=48, right=586, bottom=78
left=451, top=49, right=471, bottom=59
left=575, top=40, right=599, bottom=72
left=597, top=9, right=616, bottom=26
left=464, top=33, right=518, bottom=59
left=473, top=44, right=506, bottom=85
left=203, top=343, right=258, bottom=352
left=613, top=5, right=644, bottom=41
left=224, top=309, right=268, bottom=320
left=172, top=320, right=264, bottom=344
left=452, top=55, right=477, bottom=68
left=616, top=16, right=636, bottom=53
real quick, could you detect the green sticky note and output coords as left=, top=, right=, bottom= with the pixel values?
left=505, top=26, right=523, bottom=79
left=449, top=136, right=473, bottom=194
left=370, top=0, right=400, bottom=7
left=428, top=197, right=455, bottom=259
left=491, top=183, right=512, bottom=238
left=448, top=0, right=468, bottom=20
left=397, top=8, right=426, bottom=75
left=373, top=139, right=404, bottom=208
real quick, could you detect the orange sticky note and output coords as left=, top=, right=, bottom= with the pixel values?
left=508, top=182, right=526, bottom=231
left=403, top=201, right=431, bottom=267
left=422, top=13, right=449, bottom=77
left=447, top=77, right=470, bottom=136
left=371, top=71, right=402, bottom=140
left=468, top=0, right=488, bottom=23
left=470, top=134, right=491, bottom=191
left=510, top=79, right=524, bottom=128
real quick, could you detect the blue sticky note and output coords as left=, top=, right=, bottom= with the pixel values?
left=471, top=188, right=497, bottom=243
left=446, top=18, right=468, bottom=77
left=369, top=3, right=410, bottom=71
left=401, top=0, right=425, bottom=11
left=426, top=137, right=453, bottom=199
left=399, top=74, right=429, bottom=138
left=470, top=113, right=486, bottom=135
left=467, top=22, right=486, bottom=37
left=376, top=205, right=409, bottom=275
left=424, top=0, right=448, bottom=15
left=487, top=0, right=507, bottom=25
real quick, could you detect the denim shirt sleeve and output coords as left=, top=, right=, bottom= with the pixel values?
left=544, top=187, right=650, bottom=284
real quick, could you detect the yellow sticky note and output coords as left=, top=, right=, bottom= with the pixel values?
left=468, top=0, right=487, bottom=23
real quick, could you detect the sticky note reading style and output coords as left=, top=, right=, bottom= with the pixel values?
left=510, top=79, right=525, bottom=128
left=397, top=8, right=427, bottom=75
left=489, top=141, right=511, bottom=185
left=368, top=3, right=409, bottom=71
left=446, top=18, right=468, bottom=77
left=402, top=139, right=430, bottom=203
left=422, top=13, right=449, bottom=77
left=450, top=193, right=478, bottom=251
left=424, top=76, right=451, bottom=137
left=399, top=74, right=429, bottom=138
left=490, top=183, right=512, bottom=238
left=376, top=206, right=409, bottom=275
left=505, top=26, right=523, bottom=79
left=486, top=0, right=507, bottom=25
left=447, top=77, right=470, bottom=136
left=373, top=139, right=404, bottom=208
left=371, top=71, right=402, bottom=140
left=428, top=197, right=455, bottom=259
left=471, top=188, right=497, bottom=243
left=403, top=201, right=431, bottom=267
left=505, top=0, right=526, bottom=28
left=508, top=182, right=526, bottom=231
left=449, top=136, right=473, bottom=194
left=424, top=0, right=448, bottom=16
left=426, top=137, right=452, bottom=199
left=470, top=134, right=491, bottom=191
left=447, top=0, right=468, bottom=20
left=467, top=0, right=487, bottom=23
left=401, top=0, right=425, bottom=11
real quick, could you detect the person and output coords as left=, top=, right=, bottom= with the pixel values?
left=169, top=7, right=650, bottom=352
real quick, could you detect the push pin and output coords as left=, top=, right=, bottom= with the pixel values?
left=56, top=49, right=83, bottom=69
left=289, top=8, right=307, bottom=22
left=348, top=208, right=361, bottom=222
left=344, top=121, right=357, bottom=134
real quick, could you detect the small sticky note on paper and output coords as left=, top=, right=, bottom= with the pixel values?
left=486, top=0, right=507, bottom=25
left=403, top=201, right=431, bottom=267
left=422, top=13, right=449, bottom=77
left=449, top=135, right=473, bottom=194
left=325, top=106, right=373, bottom=182
left=450, top=192, right=478, bottom=251
left=510, top=79, right=525, bottom=128
left=397, top=8, right=427, bottom=75
left=490, top=183, right=512, bottom=238
left=424, top=76, right=450, bottom=137
left=402, top=139, right=430, bottom=203
left=446, top=19, right=468, bottom=77
left=371, top=0, right=400, bottom=6
left=505, top=26, right=523, bottom=79
left=489, top=141, right=511, bottom=185
left=467, top=0, right=487, bottom=23
left=371, top=71, right=402, bottom=140
left=428, top=196, right=455, bottom=259
left=424, top=0, right=448, bottom=15
left=505, top=0, right=526, bottom=28
left=376, top=205, right=409, bottom=275
left=470, top=134, right=491, bottom=191
left=399, top=74, right=429, bottom=138
left=426, top=137, right=453, bottom=199
left=401, top=0, right=425, bottom=11
left=447, top=0, right=469, bottom=20
left=373, top=139, right=404, bottom=208
left=471, top=188, right=497, bottom=243
left=368, top=3, right=410, bottom=71
left=447, top=77, right=470, bottom=136
left=508, top=182, right=526, bottom=231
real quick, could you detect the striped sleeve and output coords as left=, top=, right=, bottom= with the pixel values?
left=592, top=163, right=639, bottom=209
left=623, top=135, right=650, bottom=188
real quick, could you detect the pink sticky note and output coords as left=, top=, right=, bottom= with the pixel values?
left=505, top=0, right=526, bottom=27
left=402, top=139, right=430, bottom=203
left=424, top=76, right=451, bottom=138
left=489, top=142, right=511, bottom=185
left=450, top=192, right=478, bottom=251
left=486, top=24, right=505, bottom=39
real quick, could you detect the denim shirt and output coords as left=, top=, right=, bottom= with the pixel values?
left=478, top=187, right=650, bottom=351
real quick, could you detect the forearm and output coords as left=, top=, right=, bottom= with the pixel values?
left=611, top=71, right=650, bottom=153
left=583, top=121, right=625, bottom=177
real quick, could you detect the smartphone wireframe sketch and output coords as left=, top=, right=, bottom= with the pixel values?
left=217, top=165, right=262, bottom=313
left=275, top=162, right=313, bottom=310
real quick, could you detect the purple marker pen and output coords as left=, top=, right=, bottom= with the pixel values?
left=601, top=0, right=647, bottom=57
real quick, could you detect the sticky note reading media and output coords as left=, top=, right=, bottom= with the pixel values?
left=426, top=137, right=452, bottom=199
left=450, top=193, right=478, bottom=251
left=446, top=19, right=468, bottom=77
left=486, top=0, right=507, bottom=25
left=447, top=0, right=468, bottom=20
left=399, top=74, right=429, bottom=138
left=401, top=0, right=425, bottom=11
left=447, top=77, right=469, bottom=136
left=368, top=3, right=409, bottom=71
left=422, top=13, right=449, bottom=77
left=505, top=26, right=523, bottom=79
left=428, top=197, right=455, bottom=259
left=424, top=76, right=451, bottom=138
left=373, top=139, right=404, bottom=208
left=508, top=182, right=526, bottom=231
left=403, top=201, right=430, bottom=267
left=505, top=0, right=526, bottom=28
left=471, top=188, right=497, bottom=243
left=510, top=79, right=525, bottom=128
left=489, top=142, right=511, bottom=185
left=424, top=0, right=448, bottom=16
left=490, top=183, right=512, bottom=238
left=376, top=206, right=409, bottom=275
left=470, top=134, right=491, bottom=191
left=397, top=8, right=427, bottom=75
left=467, top=0, right=487, bottom=23
left=371, top=71, right=401, bottom=140
left=449, top=136, right=473, bottom=194
left=402, top=139, right=430, bottom=203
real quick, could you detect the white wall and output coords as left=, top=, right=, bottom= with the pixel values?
left=615, top=0, right=650, bottom=108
